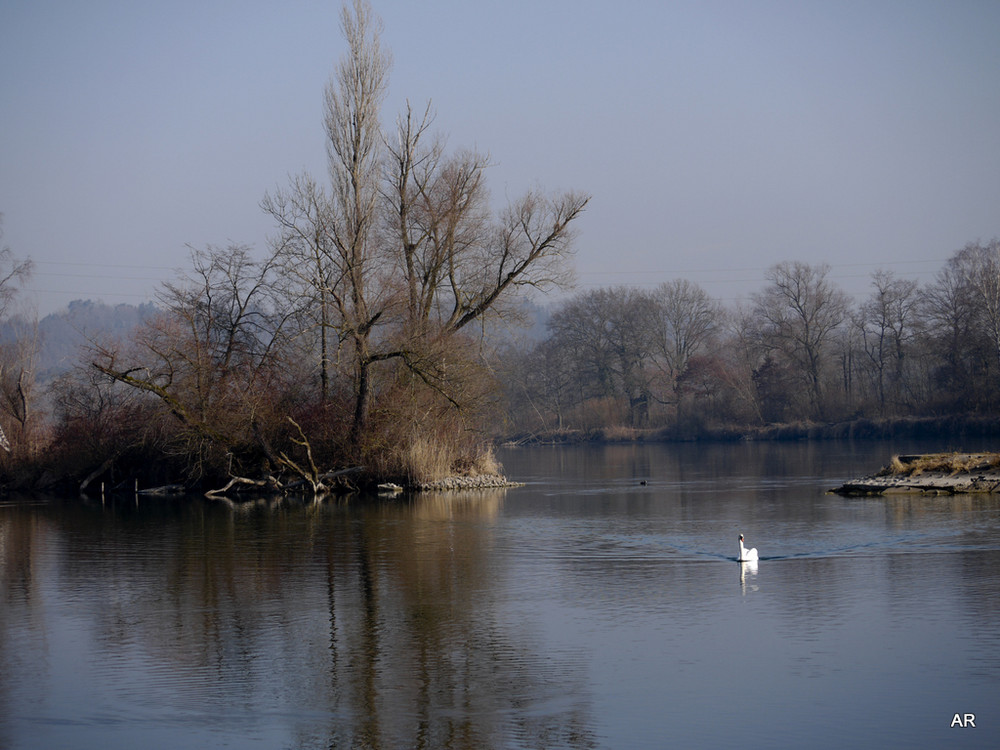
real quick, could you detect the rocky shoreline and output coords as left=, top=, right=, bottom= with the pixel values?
left=415, top=475, right=524, bottom=492
left=832, top=452, right=1000, bottom=495
left=374, top=475, right=524, bottom=494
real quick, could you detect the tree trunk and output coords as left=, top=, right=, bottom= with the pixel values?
left=351, top=356, right=371, bottom=452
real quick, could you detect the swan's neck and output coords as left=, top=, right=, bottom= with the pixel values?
left=739, top=539, right=747, bottom=560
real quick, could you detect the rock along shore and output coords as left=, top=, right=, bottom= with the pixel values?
left=832, top=452, right=1000, bottom=496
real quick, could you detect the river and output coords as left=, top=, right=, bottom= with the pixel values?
left=2, top=439, right=999, bottom=748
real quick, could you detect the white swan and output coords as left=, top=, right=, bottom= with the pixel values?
left=738, top=534, right=758, bottom=562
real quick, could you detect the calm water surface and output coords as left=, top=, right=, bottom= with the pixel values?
left=2, top=440, right=999, bottom=749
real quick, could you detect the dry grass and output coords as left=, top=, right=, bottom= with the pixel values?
left=397, top=435, right=503, bottom=484
left=401, top=435, right=455, bottom=485
left=468, top=444, right=501, bottom=477
left=600, top=425, right=639, bottom=442
left=881, top=452, right=1000, bottom=477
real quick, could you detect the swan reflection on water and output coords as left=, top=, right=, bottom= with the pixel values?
left=737, top=533, right=759, bottom=593
left=739, top=558, right=759, bottom=593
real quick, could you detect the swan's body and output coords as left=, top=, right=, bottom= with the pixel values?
left=738, top=534, right=758, bottom=562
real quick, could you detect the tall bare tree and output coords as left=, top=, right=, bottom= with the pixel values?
left=267, top=0, right=588, bottom=458
left=321, top=0, right=394, bottom=449
left=720, top=304, right=768, bottom=424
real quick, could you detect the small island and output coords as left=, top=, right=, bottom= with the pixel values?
left=832, top=452, right=1000, bottom=495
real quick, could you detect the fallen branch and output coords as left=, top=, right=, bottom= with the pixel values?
left=205, top=474, right=282, bottom=498
left=205, top=466, right=364, bottom=499
left=282, top=465, right=364, bottom=490
left=275, top=416, right=325, bottom=492
left=80, top=454, right=119, bottom=493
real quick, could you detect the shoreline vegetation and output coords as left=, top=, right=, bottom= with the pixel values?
left=73, top=445, right=526, bottom=501
left=502, top=414, right=1000, bottom=446
left=5, top=414, right=998, bottom=501
left=40, top=414, right=999, bottom=501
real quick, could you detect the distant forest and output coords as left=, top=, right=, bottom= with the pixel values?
left=500, top=240, right=1000, bottom=442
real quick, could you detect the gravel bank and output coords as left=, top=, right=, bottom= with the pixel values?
left=415, top=475, right=524, bottom=491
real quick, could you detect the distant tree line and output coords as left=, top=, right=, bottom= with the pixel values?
left=501, top=240, right=1000, bottom=439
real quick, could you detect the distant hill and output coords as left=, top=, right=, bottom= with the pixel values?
left=0, top=299, right=159, bottom=383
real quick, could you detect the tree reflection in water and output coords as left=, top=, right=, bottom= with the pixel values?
left=0, top=492, right=596, bottom=749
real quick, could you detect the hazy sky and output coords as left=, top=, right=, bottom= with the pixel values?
left=2, top=0, right=999, bottom=315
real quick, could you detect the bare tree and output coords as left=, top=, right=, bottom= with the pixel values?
left=546, top=290, right=619, bottom=410
left=752, top=261, right=850, bottom=419
left=0, top=215, right=33, bottom=321
left=716, top=304, right=769, bottom=424
left=856, top=269, right=919, bottom=412
left=0, top=215, right=36, bottom=455
left=921, top=242, right=1000, bottom=408
left=952, top=239, right=1000, bottom=377
left=517, top=336, right=579, bottom=432
left=446, top=191, right=587, bottom=332
left=0, top=322, right=38, bottom=454
left=547, top=288, right=656, bottom=427
left=92, top=244, right=292, bottom=481
left=384, top=105, right=484, bottom=331
left=261, top=174, right=338, bottom=402
left=321, top=0, right=394, bottom=449
left=384, top=105, right=587, bottom=337
left=647, top=279, right=719, bottom=418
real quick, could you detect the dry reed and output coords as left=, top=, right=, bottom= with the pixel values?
left=882, top=452, right=1000, bottom=477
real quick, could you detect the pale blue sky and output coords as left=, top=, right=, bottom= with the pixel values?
left=2, top=0, right=998, bottom=314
